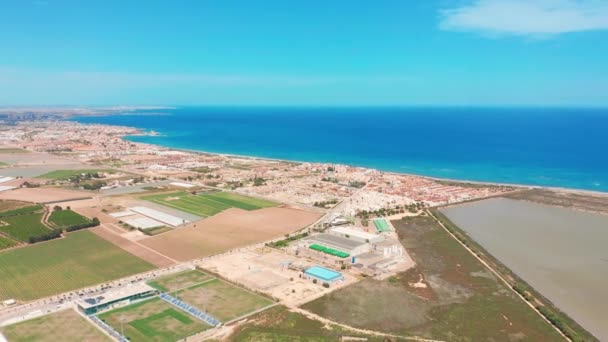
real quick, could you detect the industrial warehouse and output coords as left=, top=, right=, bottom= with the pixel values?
left=295, top=225, right=413, bottom=279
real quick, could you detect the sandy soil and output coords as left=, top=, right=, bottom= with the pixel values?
left=0, top=152, right=83, bottom=166
left=90, top=225, right=175, bottom=268
left=506, top=188, right=608, bottom=215
left=0, top=188, right=93, bottom=204
left=198, top=248, right=358, bottom=306
left=140, top=207, right=322, bottom=261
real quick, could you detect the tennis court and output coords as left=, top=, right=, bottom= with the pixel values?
left=309, top=244, right=350, bottom=258
left=373, top=218, right=391, bottom=232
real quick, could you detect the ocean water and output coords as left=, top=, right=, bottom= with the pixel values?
left=71, top=107, right=608, bottom=192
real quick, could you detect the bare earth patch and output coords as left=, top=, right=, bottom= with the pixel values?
left=90, top=225, right=175, bottom=267
left=0, top=188, right=92, bottom=204
left=140, top=207, right=322, bottom=261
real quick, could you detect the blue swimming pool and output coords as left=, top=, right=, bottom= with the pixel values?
left=304, top=266, right=342, bottom=282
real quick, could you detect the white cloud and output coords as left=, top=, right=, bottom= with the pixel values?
left=0, top=68, right=411, bottom=88
left=0, top=67, right=416, bottom=105
left=440, top=0, right=608, bottom=37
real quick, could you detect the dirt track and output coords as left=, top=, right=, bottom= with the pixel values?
left=90, top=225, right=175, bottom=268
left=140, top=207, right=322, bottom=261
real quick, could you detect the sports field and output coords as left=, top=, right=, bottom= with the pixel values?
left=98, top=297, right=210, bottom=342
left=176, top=278, right=274, bottom=322
left=36, top=169, right=115, bottom=180
left=373, top=218, right=390, bottom=232
left=0, top=309, right=110, bottom=342
left=0, top=230, right=155, bottom=301
left=141, top=191, right=276, bottom=217
left=148, top=269, right=213, bottom=292
left=0, top=212, right=52, bottom=242
left=48, top=209, right=90, bottom=228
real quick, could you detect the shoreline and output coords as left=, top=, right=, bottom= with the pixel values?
left=111, top=129, right=608, bottom=198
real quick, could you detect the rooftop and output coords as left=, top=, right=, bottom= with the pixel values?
left=305, top=233, right=365, bottom=252
left=77, top=283, right=156, bottom=309
left=330, top=226, right=381, bottom=240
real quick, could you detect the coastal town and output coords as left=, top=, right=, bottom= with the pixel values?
left=0, top=117, right=602, bottom=342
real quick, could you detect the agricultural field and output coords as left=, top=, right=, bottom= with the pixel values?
left=0, top=203, right=42, bottom=217
left=0, top=188, right=92, bottom=203
left=0, top=309, right=110, bottom=342
left=98, top=297, right=210, bottom=342
left=0, top=230, right=155, bottom=301
left=36, top=169, right=115, bottom=180
left=140, top=226, right=172, bottom=236
left=0, top=210, right=52, bottom=242
left=141, top=191, right=276, bottom=217
left=0, top=148, right=28, bottom=153
left=176, top=277, right=274, bottom=322
left=148, top=269, right=213, bottom=292
left=141, top=207, right=322, bottom=261
left=48, top=209, right=91, bottom=228
left=229, top=305, right=385, bottom=341
left=0, top=235, right=17, bottom=250
left=302, top=214, right=563, bottom=341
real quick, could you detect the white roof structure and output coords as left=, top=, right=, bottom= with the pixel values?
left=130, top=206, right=188, bottom=227
left=78, top=283, right=156, bottom=310
left=109, top=211, right=136, bottom=218
left=329, top=226, right=384, bottom=243
left=124, top=217, right=164, bottom=229
left=0, top=177, right=14, bottom=184
left=170, top=182, right=195, bottom=188
left=0, top=186, right=16, bottom=192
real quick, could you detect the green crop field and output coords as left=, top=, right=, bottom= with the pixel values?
left=48, top=209, right=90, bottom=228
left=202, top=192, right=277, bottom=210
left=0, top=212, right=52, bottom=242
left=0, top=204, right=43, bottom=218
left=148, top=269, right=213, bottom=292
left=1, top=309, right=111, bottom=342
left=0, top=235, right=17, bottom=250
left=0, top=230, right=155, bottom=301
left=176, top=278, right=274, bottom=322
left=141, top=191, right=277, bottom=217
left=0, top=200, right=33, bottom=213
left=98, top=297, right=210, bottom=342
left=0, top=148, right=28, bottom=153
left=36, top=169, right=116, bottom=180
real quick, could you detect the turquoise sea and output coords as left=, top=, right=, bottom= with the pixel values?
left=71, top=107, right=608, bottom=192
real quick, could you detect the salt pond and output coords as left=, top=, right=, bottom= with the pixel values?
left=441, top=197, right=608, bottom=340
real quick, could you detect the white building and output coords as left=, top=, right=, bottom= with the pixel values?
left=373, top=240, right=404, bottom=258
left=328, top=226, right=384, bottom=244
left=303, top=233, right=370, bottom=256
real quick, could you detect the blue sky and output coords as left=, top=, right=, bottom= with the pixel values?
left=1, top=0, right=608, bottom=106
